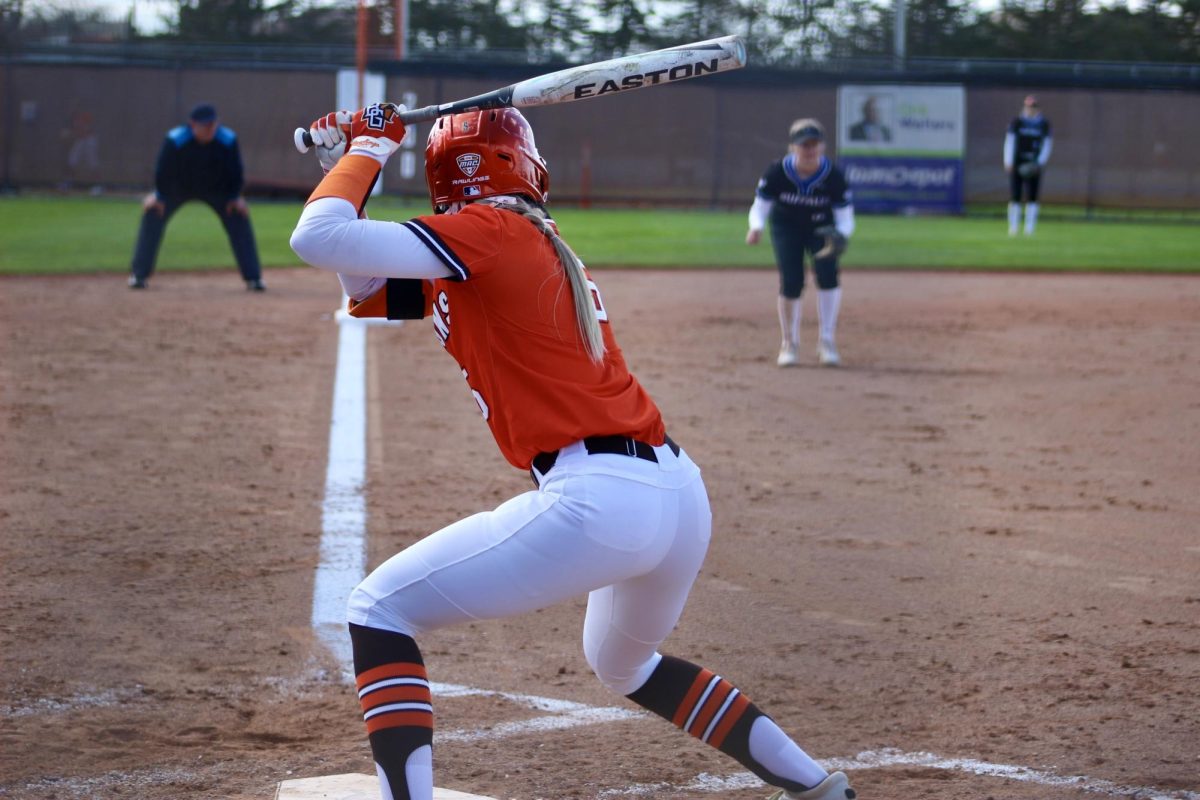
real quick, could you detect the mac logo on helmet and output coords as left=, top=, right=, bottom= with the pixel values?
left=456, top=153, right=482, bottom=177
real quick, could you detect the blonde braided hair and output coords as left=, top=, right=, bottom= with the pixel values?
left=481, top=197, right=605, bottom=364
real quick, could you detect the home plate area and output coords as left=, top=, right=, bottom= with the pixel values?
left=276, top=773, right=495, bottom=800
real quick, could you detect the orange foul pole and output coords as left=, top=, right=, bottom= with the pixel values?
left=356, top=0, right=368, bottom=107
left=395, top=0, right=407, bottom=59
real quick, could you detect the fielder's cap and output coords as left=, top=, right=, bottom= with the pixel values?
left=189, top=103, right=217, bottom=123
left=789, top=118, right=824, bottom=144
left=1024, top=94, right=1039, bottom=107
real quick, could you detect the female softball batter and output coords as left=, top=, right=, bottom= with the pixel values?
left=746, top=119, right=854, bottom=368
left=290, top=103, right=857, bottom=800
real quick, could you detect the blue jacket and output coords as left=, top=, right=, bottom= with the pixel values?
left=154, top=124, right=244, bottom=202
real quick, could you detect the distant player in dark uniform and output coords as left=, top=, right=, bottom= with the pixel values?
left=1004, top=94, right=1053, bottom=236
left=128, top=103, right=264, bottom=290
left=746, top=118, right=854, bottom=367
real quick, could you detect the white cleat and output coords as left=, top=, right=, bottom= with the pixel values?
left=765, top=770, right=857, bottom=800
left=817, top=337, right=840, bottom=367
left=777, top=343, right=799, bottom=367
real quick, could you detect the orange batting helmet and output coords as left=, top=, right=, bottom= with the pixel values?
left=425, top=108, right=549, bottom=210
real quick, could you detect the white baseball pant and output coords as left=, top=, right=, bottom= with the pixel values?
left=347, top=440, right=711, bottom=694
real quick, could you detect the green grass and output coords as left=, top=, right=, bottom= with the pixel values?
left=2, top=193, right=1198, bottom=275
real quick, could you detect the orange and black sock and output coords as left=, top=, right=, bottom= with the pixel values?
left=350, top=622, right=434, bottom=800
left=627, top=654, right=818, bottom=794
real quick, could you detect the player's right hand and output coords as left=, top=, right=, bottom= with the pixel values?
left=745, top=229, right=762, bottom=245
left=346, top=103, right=408, bottom=166
left=309, top=111, right=352, bottom=175
left=142, top=192, right=165, bottom=216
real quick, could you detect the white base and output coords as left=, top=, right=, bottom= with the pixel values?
left=275, top=773, right=496, bottom=800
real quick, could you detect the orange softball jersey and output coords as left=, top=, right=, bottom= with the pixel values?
left=350, top=202, right=665, bottom=470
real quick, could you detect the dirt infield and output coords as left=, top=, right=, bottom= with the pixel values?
left=1, top=268, right=1197, bottom=800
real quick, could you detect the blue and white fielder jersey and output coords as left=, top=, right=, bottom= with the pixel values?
left=755, top=155, right=851, bottom=233
left=1008, top=115, right=1051, bottom=163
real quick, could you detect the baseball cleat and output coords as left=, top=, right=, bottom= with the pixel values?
left=817, top=338, right=840, bottom=367
left=777, top=343, right=799, bottom=367
left=765, top=771, right=856, bottom=800
left=246, top=278, right=266, bottom=291
left=128, top=275, right=147, bottom=289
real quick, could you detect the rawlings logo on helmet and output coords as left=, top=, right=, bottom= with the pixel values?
left=456, top=153, right=482, bottom=177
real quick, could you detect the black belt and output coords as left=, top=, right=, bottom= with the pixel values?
left=530, top=434, right=679, bottom=485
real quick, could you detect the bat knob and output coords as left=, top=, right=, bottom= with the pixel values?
left=294, top=127, right=313, bottom=154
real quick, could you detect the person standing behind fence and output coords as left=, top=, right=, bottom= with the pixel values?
left=1004, top=94, right=1053, bottom=237
left=128, top=103, right=265, bottom=291
left=746, top=119, right=854, bottom=368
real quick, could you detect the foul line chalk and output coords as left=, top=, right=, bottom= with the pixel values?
left=600, top=748, right=1200, bottom=800
left=314, top=301, right=405, bottom=682
left=313, top=314, right=368, bottom=678
left=276, top=773, right=494, bottom=800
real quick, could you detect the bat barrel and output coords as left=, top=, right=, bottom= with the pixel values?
left=292, top=35, right=747, bottom=154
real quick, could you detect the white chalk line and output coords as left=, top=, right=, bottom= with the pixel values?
left=0, top=686, right=147, bottom=718
left=313, top=309, right=371, bottom=680
left=601, top=749, right=1200, bottom=800
left=309, top=305, right=1197, bottom=800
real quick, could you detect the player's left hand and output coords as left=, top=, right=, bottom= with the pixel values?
left=347, top=103, right=408, bottom=166
left=226, top=197, right=249, bottom=216
left=814, top=225, right=847, bottom=259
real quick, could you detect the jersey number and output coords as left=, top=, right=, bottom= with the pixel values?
left=587, top=279, right=609, bottom=322
left=461, top=367, right=489, bottom=420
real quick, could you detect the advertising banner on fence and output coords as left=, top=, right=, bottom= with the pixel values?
left=837, top=85, right=966, bottom=213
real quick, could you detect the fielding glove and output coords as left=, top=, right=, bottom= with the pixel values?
left=813, top=225, right=848, bottom=259
left=1017, top=162, right=1041, bottom=179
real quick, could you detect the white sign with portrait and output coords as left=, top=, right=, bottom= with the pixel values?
left=837, top=85, right=965, bottom=157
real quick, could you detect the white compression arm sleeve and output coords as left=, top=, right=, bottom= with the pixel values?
left=834, top=205, right=855, bottom=238
left=1038, top=137, right=1053, bottom=166
left=336, top=274, right=387, bottom=302
left=1003, top=132, right=1015, bottom=169
left=290, top=196, right=454, bottom=282
left=748, top=196, right=773, bottom=231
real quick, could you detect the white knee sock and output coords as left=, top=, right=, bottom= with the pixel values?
left=1025, top=202, right=1039, bottom=234
left=1008, top=202, right=1020, bottom=233
left=778, top=296, right=801, bottom=347
left=817, top=287, right=841, bottom=344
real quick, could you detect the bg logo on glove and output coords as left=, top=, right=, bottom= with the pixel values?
left=346, top=102, right=409, bottom=166
left=363, top=103, right=397, bottom=132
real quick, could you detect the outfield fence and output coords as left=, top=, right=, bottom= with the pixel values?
left=2, top=47, right=1198, bottom=211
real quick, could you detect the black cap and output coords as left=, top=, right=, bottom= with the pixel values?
left=189, top=103, right=217, bottom=123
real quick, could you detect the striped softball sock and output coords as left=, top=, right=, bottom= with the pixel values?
left=350, top=623, right=434, bottom=800
left=627, top=655, right=827, bottom=793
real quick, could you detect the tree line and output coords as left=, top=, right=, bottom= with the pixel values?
left=6, top=0, right=1200, bottom=65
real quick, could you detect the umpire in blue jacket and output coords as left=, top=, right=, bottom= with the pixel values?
left=128, top=103, right=264, bottom=290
